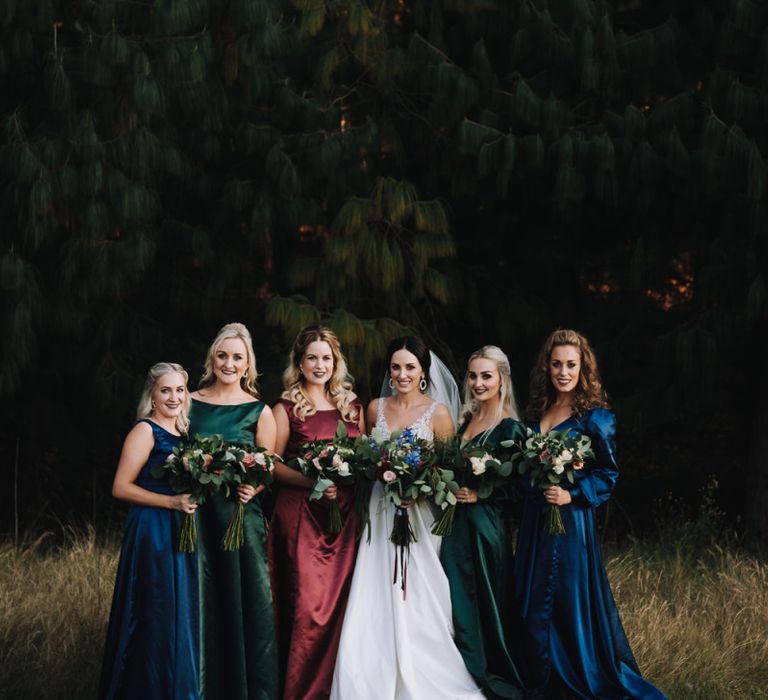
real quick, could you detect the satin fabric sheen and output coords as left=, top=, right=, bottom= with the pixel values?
left=514, top=408, right=667, bottom=699
left=440, top=417, right=526, bottom=699
left=99, top=419, right=199, bottom=700
left=268, top=399, right=362, bottom=700
left=189, top=399, right=278, bottom=700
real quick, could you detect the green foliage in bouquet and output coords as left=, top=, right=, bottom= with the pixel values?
left=503, top=428, right=594, bottom=535
left=429, top=436, right=515, bottom=536
left=289, top=421, right=358, bottom=533
left=152, top=434, right=273, bottom=552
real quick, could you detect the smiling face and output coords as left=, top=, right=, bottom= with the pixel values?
left=151, top=372, right=187, bottom=418
left=467, top=357, right=501, bottom=404
left=389, top=348, right=424, bottom=395
left=300, top=340, right=335, bottom=387
left=213, top=337, right=249, bottom=386
left=549, top=344, right=581, bottom=396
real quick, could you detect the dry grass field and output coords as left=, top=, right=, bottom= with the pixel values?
left=0, top=523, right=766, bottom=699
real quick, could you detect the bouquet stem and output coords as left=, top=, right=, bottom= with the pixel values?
left=431, top=504, right=456, bottom=537
left=390, top=506, right=417, bottom=547
left=179, top=512, right=197, bottom=553
left=546, top=504, right=566, bottom=535
left=222, top=502, right=245, bottom=551
left=328, top=500, right=343, bottom=534
left=391, top=506, right=416, bottom=600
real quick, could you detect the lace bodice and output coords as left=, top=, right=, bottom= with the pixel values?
left=375, top=398, right=438, bottom=442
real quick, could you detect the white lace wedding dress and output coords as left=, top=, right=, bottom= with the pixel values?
left=330, top=399, right=484, bottom=700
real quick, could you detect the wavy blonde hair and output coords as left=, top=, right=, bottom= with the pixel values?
left=198, top=322, right=260, bottom=397
left=526, top=329, right=610, bottom=420
left=460, top=346, right=520, bottom=429
left=281, top=326, right=358, bottom=423
left=136, top=362, right=190, bottom=434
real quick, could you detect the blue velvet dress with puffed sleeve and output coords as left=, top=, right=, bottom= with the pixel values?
left=513, top=408, right=667, bottom=699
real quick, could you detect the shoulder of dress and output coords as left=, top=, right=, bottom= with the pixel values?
left=584, top=407, right=616, bottom=438
left=498, top=417, right=524, bottom=438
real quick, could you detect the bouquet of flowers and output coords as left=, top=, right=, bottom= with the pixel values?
left=289, top=421, right=357, bottom=533
left=220, top=443, right=274, bottom=550
left=152, top=434, right=274, bottom=552
left=504, top=427, right=593, bottom=535
left=428, top=436, right=514, bottom=536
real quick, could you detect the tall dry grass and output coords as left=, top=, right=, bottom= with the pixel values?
left=607, top=540, right=768, bottom=699
left=0, top=522, right=766, bottom=699
left=0, top=527, right=118, bottom=700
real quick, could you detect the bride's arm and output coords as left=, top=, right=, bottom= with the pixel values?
left=431, top=404, right=454, bottom=441
left=365, top=399, right=380, bottom=432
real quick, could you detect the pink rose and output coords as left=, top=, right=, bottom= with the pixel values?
left=573, top=460, right=584, bottom=471
left=382, top=470, right=396, bottom=483
left=540, top=448, right=551, bottom=463
left=242, top=453, right=257, bottom=469
left=202, top=454, right=213, bottom=470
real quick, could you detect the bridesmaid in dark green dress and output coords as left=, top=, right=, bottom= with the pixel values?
left=189, top=322, right=278, bottom=700
left=440, top=345, right=526, bottom=700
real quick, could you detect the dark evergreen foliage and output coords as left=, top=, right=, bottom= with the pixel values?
left=1, top=1, right=765, bottom=537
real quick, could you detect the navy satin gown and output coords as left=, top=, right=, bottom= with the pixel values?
left=513, top=408, right=666, bottom=700
left=99, top=419, right=199, bottom=700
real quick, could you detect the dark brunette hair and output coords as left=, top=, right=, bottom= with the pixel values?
left=386, top=336, right=431, bottom=388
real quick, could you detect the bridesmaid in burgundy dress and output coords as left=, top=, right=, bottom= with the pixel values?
left=268, top=326, right=365, bottom=700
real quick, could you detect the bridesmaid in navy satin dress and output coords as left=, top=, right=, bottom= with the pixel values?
left=99, top=362, right=199, bottom=700
left=514, top=330, right=666, bottom=700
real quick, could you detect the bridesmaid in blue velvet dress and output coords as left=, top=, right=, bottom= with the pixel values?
left=514, top=329, right=666, bottom=700
left=99, top=362, right=199, bottom=700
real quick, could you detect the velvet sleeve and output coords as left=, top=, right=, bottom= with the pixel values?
left=567, top=408, right=619, bottom=509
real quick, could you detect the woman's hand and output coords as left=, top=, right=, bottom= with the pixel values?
left=171, top=494, right=198, bottom=514
left=237, top=484, right=261, bottom=504
left=544, top=485, right=572, bottom=506
left=456, top=487, right=478, bottom=505
left=324, top=484, right=338, bottom=501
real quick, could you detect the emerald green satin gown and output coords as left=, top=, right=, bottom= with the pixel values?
left=439, top=417, right=526, bottom=700
left=189, top=399, right=278, bottom=700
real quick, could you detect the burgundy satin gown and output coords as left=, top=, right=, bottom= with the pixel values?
left=268, top=399, right=362, bottom=700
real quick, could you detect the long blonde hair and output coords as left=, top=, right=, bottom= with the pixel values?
left=281, top=326, right=358, bottom=423
left=198, top=322, right=260, bottom=397
left=136, top=362, right=190, bottom=434
left=460, top=345, right=520, bottom=429
left=527, top=328, right=610, bottom=420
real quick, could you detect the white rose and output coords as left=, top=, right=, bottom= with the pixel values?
left=332, top=453, right=343, bottom=468
left=337, top=462, right=351, bottom=477
left=553, top=462, right=565, bottom=475
left=254, top=452, right=266, bottom=466
left=470, top=456, right=487, bottom=476
left=312, top=457, right=323, bottom=472
left=560, top=449, right=573, bottom=462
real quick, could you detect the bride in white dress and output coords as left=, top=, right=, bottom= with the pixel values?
left=331, top=336, right=484, bottom=700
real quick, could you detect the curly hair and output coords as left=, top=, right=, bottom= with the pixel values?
left=526, top=329, right=610, bottom=420
left=460, top=345, right=520, bottom=426
left=281, top=326, right=358, bottom=423
left=136, top=362, right=191, bottom=434
left=198, top=322, right=260, bottom=397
